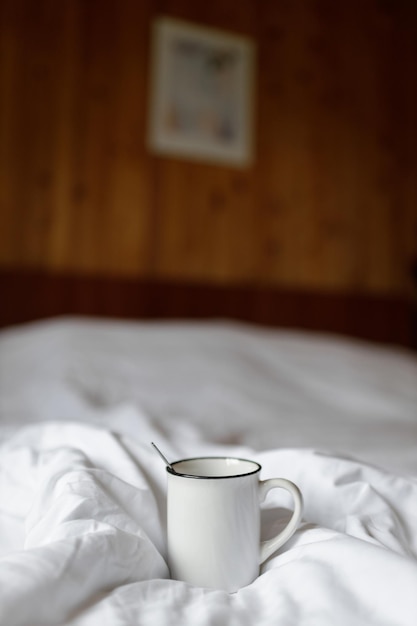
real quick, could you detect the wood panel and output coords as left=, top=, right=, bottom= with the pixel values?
left=0, top=268, right=413, bottom=349
left=0, top=0, right=416, bottom=296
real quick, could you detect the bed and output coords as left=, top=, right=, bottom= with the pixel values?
left=1, top=311, right=417, bottom=625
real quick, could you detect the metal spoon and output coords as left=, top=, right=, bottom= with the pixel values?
left=151, top=442, right=176, bottom=472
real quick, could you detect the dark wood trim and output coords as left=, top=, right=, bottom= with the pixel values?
left=0, top=269, right=414, bottom=348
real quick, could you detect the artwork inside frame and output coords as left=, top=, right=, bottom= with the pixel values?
left=147, top=17, right=255, bottom=167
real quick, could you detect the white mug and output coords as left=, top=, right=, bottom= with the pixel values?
left=167, top=456, right=303, bottom=592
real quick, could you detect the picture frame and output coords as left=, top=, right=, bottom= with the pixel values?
left=147, top=17, right=255, bottom=167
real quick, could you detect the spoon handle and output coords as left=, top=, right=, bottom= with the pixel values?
left=151, top=442, right=174, bottom=470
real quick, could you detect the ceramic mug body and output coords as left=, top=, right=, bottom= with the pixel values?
left=167, top=457, right=303, bottom=592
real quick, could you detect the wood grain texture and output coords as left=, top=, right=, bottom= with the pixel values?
left=0, top=269, right=413, bottom=349
left=0, top=0, right=416, bottom=296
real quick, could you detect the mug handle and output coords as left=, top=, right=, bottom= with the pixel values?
left=259, top=478, right=303, bottom=564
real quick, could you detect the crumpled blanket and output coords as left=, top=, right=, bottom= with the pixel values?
left=1, top=413, right=416, bottom=626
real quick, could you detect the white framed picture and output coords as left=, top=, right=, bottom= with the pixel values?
left=147, top=17, right=255, bottom=167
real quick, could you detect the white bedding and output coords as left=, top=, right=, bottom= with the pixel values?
left=0, top=317, right=416, bottom=625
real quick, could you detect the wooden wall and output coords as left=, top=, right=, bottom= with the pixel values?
left=1, top=0, right=416, bottom=297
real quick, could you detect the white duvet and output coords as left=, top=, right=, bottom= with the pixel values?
left=0, top=318, right=416, bottom=625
